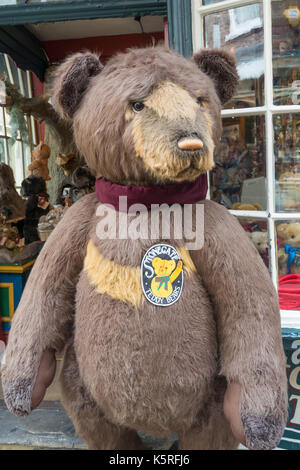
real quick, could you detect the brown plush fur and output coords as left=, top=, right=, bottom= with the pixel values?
left=1, top=46, right=287, bottom=450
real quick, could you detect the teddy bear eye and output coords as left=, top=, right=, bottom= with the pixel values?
left=291, top=235, right=295, bottom=239
left=196, top=97, right=205, bottom=106
left=131, top=101, right=145, bottom=113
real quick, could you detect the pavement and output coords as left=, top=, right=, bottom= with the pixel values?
left=0, top=400, right=87, bottom=450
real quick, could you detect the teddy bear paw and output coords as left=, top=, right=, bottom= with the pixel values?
left=2, top=378, right=34, bottom=417
left=241, top=414, right=285, bottom=450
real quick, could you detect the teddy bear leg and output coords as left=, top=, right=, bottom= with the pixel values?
left=178, top=408, right=238, bottom=450
left=178, top=379, right=239, bottom=450
left=59, top=343, right=146, bottom=450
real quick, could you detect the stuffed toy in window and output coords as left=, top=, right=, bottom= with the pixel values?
left=1, top=47, right=288, bottom=450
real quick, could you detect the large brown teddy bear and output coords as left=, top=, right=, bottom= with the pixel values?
left=1, top=47, right=287, bottom=450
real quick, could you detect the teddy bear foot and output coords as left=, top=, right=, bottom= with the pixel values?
left=241, top=414, right=285, bottom=450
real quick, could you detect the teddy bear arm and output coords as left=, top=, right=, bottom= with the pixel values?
left=1, top=194, right=98, bottom=417
left=190, top=201, right=288, bottom=450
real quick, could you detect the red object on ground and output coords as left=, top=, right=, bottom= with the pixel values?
left=279, top=274, right=300, bottom=310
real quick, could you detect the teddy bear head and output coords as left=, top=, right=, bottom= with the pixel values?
left=32, top=142, right=51, bottom=161
left=248, top=231, right=268, bottom=253
left=277, top=223, right=300, bottom=246
left=51, top=46, right=238, bottom=186
left=21, top=176, right=47, bottom=197
left=152, top=257, right=176, bottom=277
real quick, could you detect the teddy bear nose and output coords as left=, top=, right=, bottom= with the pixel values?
left=177, top=136, right=203, bottom=151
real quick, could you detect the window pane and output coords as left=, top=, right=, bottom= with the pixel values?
left=8, top=140, right=24, bottom=188
left=0, top=108, right=5, bottom=136
left=272, top=0, right=300, bottom=106
left=274, top=113, right=300, bottom=212
left=4, top=109, right=12, bottom=138
left=0, top=54, right=8, bottom=81
left=6, top=56, right=19, bottom=89
left=23, top=143, right=31, bottom=176
left=21, top=70, right=30, bottom=98
left=204, top=3, right=264, bottom=108
left=210, top=115, right=266, bottom=209
left=0, top=138, right=6, bottom=164
left=276, top=219, right=300, bottom=310
left=238, top=217, right=269, bottom=269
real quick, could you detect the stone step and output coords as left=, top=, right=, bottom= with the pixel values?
left=0, top=400, right=87, bottom=450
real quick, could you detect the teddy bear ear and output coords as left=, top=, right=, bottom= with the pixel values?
left=278, top=223, right=288, bottom=232
left=192, top=49, right=239, bottom=104
left=51, top=52, right=104, bottom=120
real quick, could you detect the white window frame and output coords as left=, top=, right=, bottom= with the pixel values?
left=192, top=0, right=300, bottom=329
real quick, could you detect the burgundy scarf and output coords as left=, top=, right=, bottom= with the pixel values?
left=95, top=174, right=208, bottom=212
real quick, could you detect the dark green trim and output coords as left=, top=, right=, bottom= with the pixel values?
left=167, top=0, right=192, bottom=57
left=0, top=0, right=167, bottom=26
left=282, top=328, right=300, bottom=338
left=0, top=26, right=49, bottom=81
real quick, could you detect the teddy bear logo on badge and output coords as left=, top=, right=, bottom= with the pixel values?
left=141, top=244, right=183, bottom=306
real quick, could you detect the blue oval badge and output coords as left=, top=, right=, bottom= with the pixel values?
left=141, top=244, right=183, bottom=307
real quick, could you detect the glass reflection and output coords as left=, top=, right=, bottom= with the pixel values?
left=272, top=0, right=300, bottom=105
left=274, top=113, right=300, bottom=212
left=210, top=115, right=266, bottom=209
left=204, top=3, right=264, bottom=108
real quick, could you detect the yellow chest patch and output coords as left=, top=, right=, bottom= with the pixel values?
left=84, top=240, right=143, bottom=307
left=83, top=240, right=196, bottom=307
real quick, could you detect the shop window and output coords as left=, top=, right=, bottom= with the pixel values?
left=203, top=3, right=264, bottom=109
left=192, top=0, right=300, bottom=328
left=0, top=54, right=36, bottom=190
